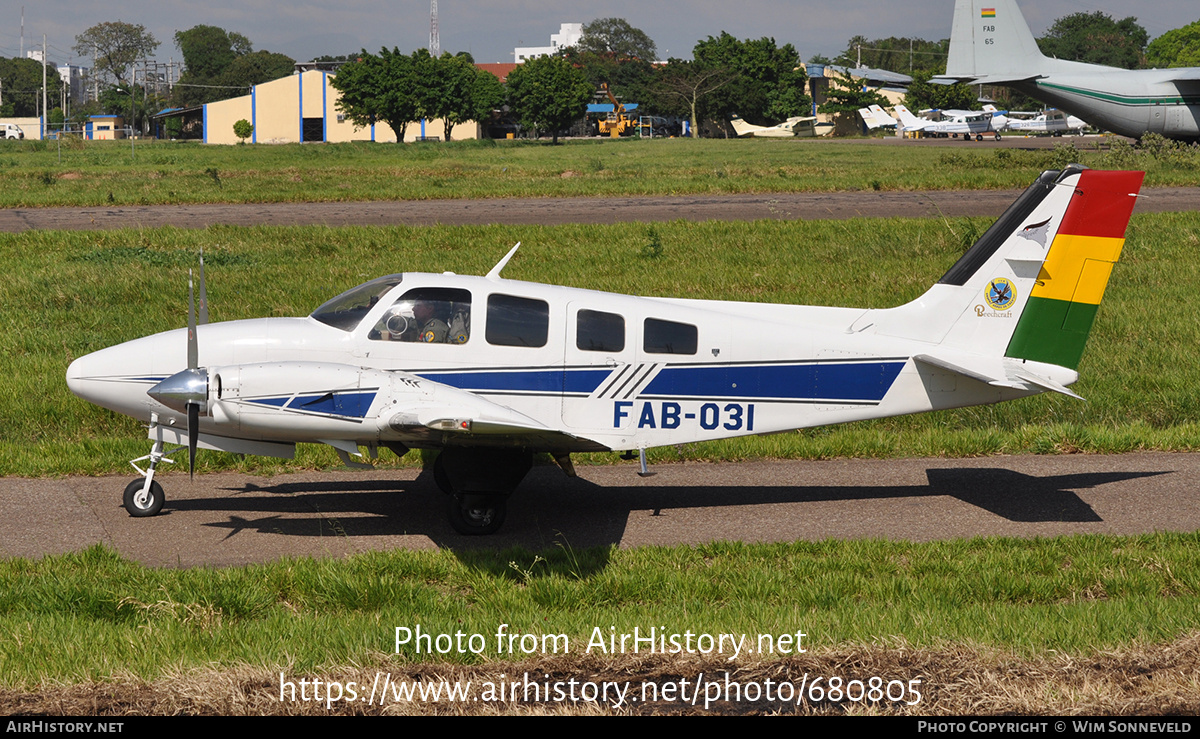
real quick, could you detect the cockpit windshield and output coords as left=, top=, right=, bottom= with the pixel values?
left=310, top=274, right=403, bottom=331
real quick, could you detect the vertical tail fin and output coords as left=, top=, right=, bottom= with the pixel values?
left=945, top=0, right=1047, bottom=81
left=865, top=167, right=1143, bottom=378
left=1005, top=169, right=1144, bottom=369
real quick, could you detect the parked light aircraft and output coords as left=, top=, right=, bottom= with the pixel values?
left=730, top=115, right=831, bottom=138
left=1007, top=110, right=1088, bottom=136
left=859, top=105, right=898, bottom=130
left=893, top=104, right=1004, bottom=140
left=939, top=0, right=1200, bottom=141
left=66, top=166, right=1143, bottom=534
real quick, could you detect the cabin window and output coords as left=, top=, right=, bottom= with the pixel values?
left=486, top=294, right=549, bottom=347
left=644, top=318, right=697, bottom=355
left=576, top=309, right=624, bottom=352
left=370, top=287, right=471, bottom=344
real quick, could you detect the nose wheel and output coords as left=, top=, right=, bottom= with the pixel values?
left=123, top=478, right=164, bottom=517
left=124, top=415, right=177, bottom=518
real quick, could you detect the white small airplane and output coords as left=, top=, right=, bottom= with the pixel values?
left=859, top=105, right=898, bottom=130
left=939, top=0, right=1200, bottom=141
left=67, top=166, right=1143, bottom=535
left=730, top=115, right=831, bottom=138
left=894, top=104, right=1004, bottom=140
left=1007, top=109, right=1089, bottom=136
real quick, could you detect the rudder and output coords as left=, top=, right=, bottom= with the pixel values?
left=1005, top=169, right=1144, bottom=369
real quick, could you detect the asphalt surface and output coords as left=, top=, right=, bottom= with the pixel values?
left=5, top=454, right=1198, bottom=565
left=1, top=187, right=1197, bottom=232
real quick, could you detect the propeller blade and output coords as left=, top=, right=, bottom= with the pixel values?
left=187, top=401, right=199, bottom=480
left=187, top=270, right=198, bottom=370
left=198, top=250, right=209, bottom=325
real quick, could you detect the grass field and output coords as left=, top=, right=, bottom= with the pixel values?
left=2, top=135, right=1198, bottom=208
left=4, top=211, right=1199, bottom=477
left=1, top=534, right=1197, bottom=690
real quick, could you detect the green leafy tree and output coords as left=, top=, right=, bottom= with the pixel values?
left=1146, top=20, right=1200, bottom=68
left=176, top=25, right=250, bottom=79
left=904, top=70, right=978, bottom=112
left=577, top=18, right=657, bottom=60
left=173, top=25, right=258, bottom=106
left=411, top=51, right=502, bottom=140
left=233, top=118, right=253, bottom=143
left=649, top=60, right=735, bottom=137
left=833, top=36, right=950, bottom=75
left=0, top=57, right=64, bottom=117
left=73, top=21, right=159, bottom=86
left=505, top=55, right=592, bottom=143
left=218, top=50, right=295, bottom=91
left=1037, top=12, right=1148, bottom=69
left=692, top=33, right=809, bottom=130
left=817, top=69, right=889, bottom=115
left=330, top=48, right=419, bottom=142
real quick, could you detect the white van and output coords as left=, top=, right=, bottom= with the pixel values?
left=1, top=123, right=24, bottom=140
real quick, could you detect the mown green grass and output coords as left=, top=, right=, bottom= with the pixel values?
left=1, top=534, right=1196, bottom=686
left=4, top=212, right=1200, bottom=476
left=2, top=136, right=1198, bottom=207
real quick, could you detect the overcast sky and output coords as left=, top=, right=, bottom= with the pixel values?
left=4, top=1, right=1197, bottom=69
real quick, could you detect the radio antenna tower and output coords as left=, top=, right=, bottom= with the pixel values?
left=429, top=0, right=440, bottom=57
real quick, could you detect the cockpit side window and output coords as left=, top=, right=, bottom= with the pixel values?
left=370, top=287, right=472, bottom=344
left=310, top=275, right=403, bottom=331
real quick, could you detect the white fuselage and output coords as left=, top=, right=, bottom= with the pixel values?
left=65, top=273, right=1056, bottom=455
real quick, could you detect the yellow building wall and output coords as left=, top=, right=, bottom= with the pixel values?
left=204, top=69, right=482, bottom=145
left=205, top=96, right=251, bottom=144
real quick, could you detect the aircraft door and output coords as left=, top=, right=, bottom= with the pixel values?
left=561, top=303, right=633, bottom=430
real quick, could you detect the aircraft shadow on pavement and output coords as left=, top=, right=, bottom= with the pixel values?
left=160, top=464, right=1172, bottom=552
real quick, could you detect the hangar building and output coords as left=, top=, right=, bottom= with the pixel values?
left=202, top=69, right=483, bottom=144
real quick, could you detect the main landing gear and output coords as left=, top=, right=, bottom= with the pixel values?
left=434, top=447, right=532, bottom=535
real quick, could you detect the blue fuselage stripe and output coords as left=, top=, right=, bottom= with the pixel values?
left=419, top=362, right=906, bottom=402
left=644, top=362, right=906, bottom=401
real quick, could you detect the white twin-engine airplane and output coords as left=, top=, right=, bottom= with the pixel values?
left=67, top=165, right=1143, bottom=535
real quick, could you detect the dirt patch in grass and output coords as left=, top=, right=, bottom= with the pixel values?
left=4, top=635, right=1198, bottom=715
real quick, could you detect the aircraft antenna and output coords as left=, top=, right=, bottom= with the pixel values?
left=487, top=242, right=521, bottom=280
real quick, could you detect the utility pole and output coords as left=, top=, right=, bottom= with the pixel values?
left=42, top=35, right=47, bottom=139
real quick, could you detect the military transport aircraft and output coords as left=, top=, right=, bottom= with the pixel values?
left=67, top=166, right=1143, bottom=534
left=938, top=0, right=1200, bottom=141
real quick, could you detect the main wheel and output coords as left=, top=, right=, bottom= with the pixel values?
left=447, top=494, right=507, bottom=535
left=975, top=134, right=984, bottom=141
left=432, top=453, right=452, bottom=495
left=123, top=478, right=164, bottom=517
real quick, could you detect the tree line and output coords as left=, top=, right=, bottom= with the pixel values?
left=10, top=13, right=1197, bottom=138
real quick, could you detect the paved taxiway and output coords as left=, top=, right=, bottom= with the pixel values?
left=5, top=453, right=1198, bottom=564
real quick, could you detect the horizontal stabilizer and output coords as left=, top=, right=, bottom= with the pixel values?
left=913, top=353, right=1083, bottom=399
left=1010, top=370, right=1083, bottom=400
